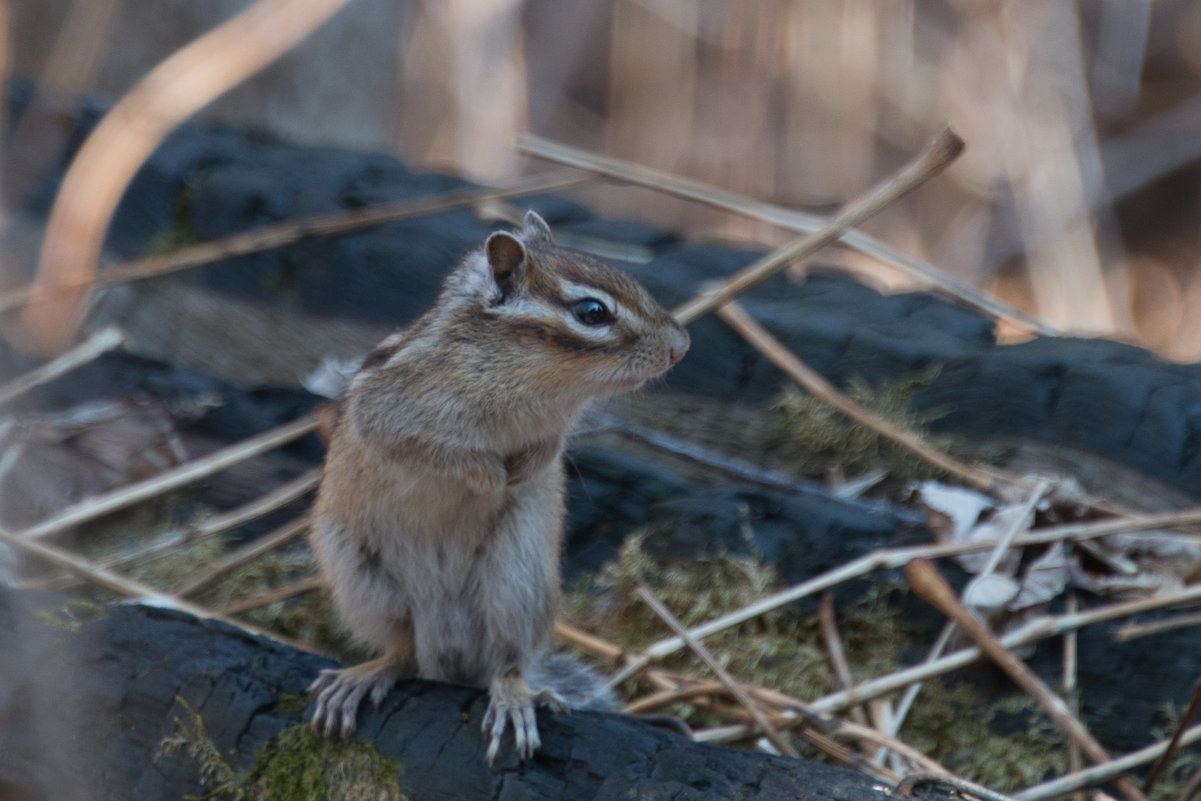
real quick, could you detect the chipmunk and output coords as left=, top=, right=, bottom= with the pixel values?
left=307, top=210, right=689, bottom=763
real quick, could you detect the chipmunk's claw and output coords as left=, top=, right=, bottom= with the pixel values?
left=308, top=657, right=403, bottom=738
left=482, top=675, right=568, bottom=764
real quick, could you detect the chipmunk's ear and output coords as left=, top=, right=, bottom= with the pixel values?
left=485, top=230, right=528, bottom=298
left=522, top=210, right=553, bottom=244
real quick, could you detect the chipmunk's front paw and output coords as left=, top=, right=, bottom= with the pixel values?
left=308, top=657, right=403, bottom=738
left=482, top=674, right=568, bottom=764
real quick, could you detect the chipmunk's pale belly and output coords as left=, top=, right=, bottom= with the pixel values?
left=314, top=457, right=561, bottom=687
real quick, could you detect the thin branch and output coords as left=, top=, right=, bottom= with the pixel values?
left=554, top=619, right=625, bottom=663
left=18, top=0, right=356, bottom=355
left=519, top=133, right=1055, bottom=336
left=1144, top=679, right=1201, bottom=795
left=1175, top=766, right=1201, bottom=801
left=906, top=558, right=1149, bottom=801
left=176, top=516, right=309, bottom=598
left=1016, top=724, right=1201, bottom=801
left=576, top=415, right=827, bottom=496
left=0, top=326, right=125, bottom=405
left=881, top=480, right=1049, bottom=764
left=978, top=479, right=1051, bottom=576
left=811, top=579, right=1201, bottom=717
left=0, top=523, right=318, bottom=653
left=879, top=622, right=954, bottom=764
left=221, top=575, right=322, bottom=615
left=655, top=674, right=945, bottom=778
left=818, top=593, right=874, bottom=749
left=0, top=171, right=590, bottom=314
left=636, top=583, right=800, bottom=758
left=895, top=774, right=1019, bottom=801
left=1112, top=610, right=1201, bottom=643
left=1063, top=592, right=1084, bottom=801
left=608, top=507, right=1201, bottom=687
left=37, top=467, right=321, bottom=591
left=670, top=128, right=965, bottom=326
left=16, top=416, right=315, bottom=541
left=715, top=299, right=1017, bottom=493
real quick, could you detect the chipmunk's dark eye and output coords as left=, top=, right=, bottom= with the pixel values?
left=571, top=298, right=614, bottom=326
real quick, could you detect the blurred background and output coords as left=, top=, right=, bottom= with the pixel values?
left=7, top=0, right=1201, bottom=356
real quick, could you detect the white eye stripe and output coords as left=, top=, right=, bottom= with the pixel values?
left=562, top=313, right=618, bottom=340
left=492, top=297, right=562, bottom=321
left=493, top=296, right=618, bottom=340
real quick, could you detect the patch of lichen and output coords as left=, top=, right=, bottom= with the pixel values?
left=772, top=369, right=953, bottom=482
left=157, top=698, right=407, bottom=801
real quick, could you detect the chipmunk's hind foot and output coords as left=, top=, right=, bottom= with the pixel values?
left=309, top=656, right=405, bottom=738
left=482, top=673, right=568, bottom=764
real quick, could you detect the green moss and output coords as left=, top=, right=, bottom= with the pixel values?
left=32, top=598, right=110, bottom=633
left=272, top=693, right=312, bottom=721
left=190, top=546, right=358, bottom=659
left=563, top=533, right=913, bottom=714
left=564, top=532, right=1085, bottom=790
left=125, top=535, right=228, bottom=589
left=1144, top=701, right=1201, bottom=801
left=156, top=697, right=243, bottom=800
left=157, top=699, right=407, bottom=801
left=244, top=725, right=405, bottom=801
left=772, top=369, right=953, bottom=481
left=901, top=688, right=1068, bottom=791
left=118, top=526, right=354, bottom=658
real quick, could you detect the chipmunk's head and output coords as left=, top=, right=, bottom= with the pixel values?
left=451, top=211, right=688, bottom=399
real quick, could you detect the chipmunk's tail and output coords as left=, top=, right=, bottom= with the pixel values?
left=527, top=652, right=617, bottom=711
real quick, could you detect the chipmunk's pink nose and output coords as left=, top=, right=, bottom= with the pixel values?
left=667, top=326, right=690, bottom=365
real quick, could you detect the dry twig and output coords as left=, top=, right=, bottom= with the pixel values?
left=1143, top=678, right=1201, bottom=795
left=0, top=524, right=317, bottom=653
left=16, top=416, right=315, bottom=541
left=1015, top=724, right=1201, bottom=801
left=19, top=0, right=355, bottom=355
left=519, top=133, right=1056, bottom=336
left=640, top=671, right=944, bottom=778
left=670, top=128, right=965, bottom=325
left=818, top=593, right=874, bottom=746
left=33, top=467, right=322, bottom=591
left=881, top=478, right=1049, bottom=764
left=812, top=579, right=1201, bottom=716
left=175, top=515, right=309, bottom=598
left=611, top=498, right=1201, bottom=687
left=221, top=575, right=322, bottom=616
left=554, top=619, right=625, bottom=664
left=906, top=558, right=1149, bottom=801
left=0, top=171, right=589, bottom=314
left=715, top=299, right=1016, bottom=493
left=1112, top=610, right=1201, bottom=643
left=635, top=583, right=800, bottom=758
left=1063, top=592, right=1084, bottom=801
left=0, top=326, right=125, bottom=406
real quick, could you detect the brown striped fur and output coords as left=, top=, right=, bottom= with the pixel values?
left=307, top=211, right=688, bottom=762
